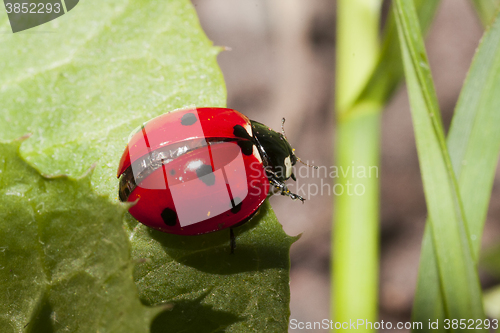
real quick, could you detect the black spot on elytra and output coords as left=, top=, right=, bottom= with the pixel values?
left=230, top=197, right=243, bottom=214
left=196, top=164, right=215, bottom=186
left=237, top=140, right=253, bottom=156
left=181, top=113, right=197, bottom=126
left=169, top=169, right=175, bottom=176
left=161, top=208, right=177, bottom=226
left=233, top=125, right=252, bottom=140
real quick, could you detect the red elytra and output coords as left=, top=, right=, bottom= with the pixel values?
left=117, top=107, right=270, bottom=235
left=117, top=107, right=253, bottom=177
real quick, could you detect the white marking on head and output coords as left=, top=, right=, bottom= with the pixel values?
left=244, top=123, right=253, bottom=137
left=284, top=156, right=292, bottom=178
left=253, top=145, right=262, bottom=163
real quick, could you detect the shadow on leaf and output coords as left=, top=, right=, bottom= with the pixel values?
left=150, top=292, right=244, bottom=333
left=147, top=207, right=289, bottom=274
left=27, top=295, right=54, bottom=333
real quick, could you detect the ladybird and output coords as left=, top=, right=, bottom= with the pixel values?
left=117, top=107, right=308, bottom=252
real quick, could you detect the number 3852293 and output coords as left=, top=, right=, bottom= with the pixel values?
left=5, top=2, right=61, bottom=14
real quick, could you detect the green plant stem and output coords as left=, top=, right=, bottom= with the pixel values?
left=333, top=106, right=381, bottom=329
left=332, top=0, right=382, bottom=330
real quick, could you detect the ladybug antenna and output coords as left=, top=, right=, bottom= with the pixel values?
left=292, top=148, right=319, bottom=169
left=282, top=118, right=318, bottom=169
left=281, top=117, right=288, bottom=140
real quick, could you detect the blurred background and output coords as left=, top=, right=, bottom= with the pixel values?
left=191, top=0, right=500, bottom=331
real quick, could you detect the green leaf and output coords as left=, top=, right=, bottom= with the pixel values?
left=133, top=201, right=296, bottom=332
left=0, top=0, right=295, bottom=331
left=394, top=0, right=486, bottom=328
left=412, top=7, right=500, bottom=329
left=0, top=0, right=225, bottom=196
left=0, top=139, right=159, bottom=332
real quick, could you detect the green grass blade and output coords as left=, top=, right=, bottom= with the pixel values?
left=394, top=0, right=486, bottom=329
left=447, top=11, right=500, bottom=259
left=412, top=227, right=446, bottom=330
left=413, top=8, right=500, bottom=329
left=356, top=0, right=440, bottom=106
left=470, top=0, right=500, bottom=27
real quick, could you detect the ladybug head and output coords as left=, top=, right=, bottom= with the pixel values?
left=250, top=120, right=298, bottom=182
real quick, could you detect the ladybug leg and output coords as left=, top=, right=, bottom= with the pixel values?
left=288, top=191, right=306, bottom=202
left=267, top=173, right=305, bottom=203
left=230, top=228, right=236, bottom=254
